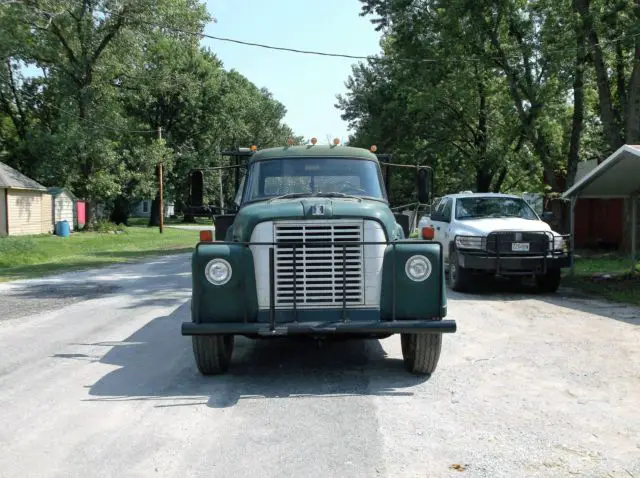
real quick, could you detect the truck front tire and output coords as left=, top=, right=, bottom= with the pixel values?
left=192, top=335, right=234, bottom=375
left=535, top=268, right=562, bottom=293
left=401, top=332, right=442, bottom=375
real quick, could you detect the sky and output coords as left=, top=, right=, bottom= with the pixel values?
left=201, top=1, right=382, bottom=144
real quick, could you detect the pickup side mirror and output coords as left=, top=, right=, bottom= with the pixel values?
left=541, top=211, right=554, bottom=221
left=417, top=167, right=431, bottom=204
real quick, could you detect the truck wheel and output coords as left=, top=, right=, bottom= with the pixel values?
left=535, top=268, right=561, bottom=293
left=401, top=332, right=442, bottom=375
left=449, top=249, right=472, bottom=292
left=192, top=335, right=234, bottom=375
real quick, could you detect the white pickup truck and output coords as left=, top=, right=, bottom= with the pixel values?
left=420, top=192, right=571, bottom=293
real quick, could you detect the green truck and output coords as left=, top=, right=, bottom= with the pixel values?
left=181, top=142, right=457, bottom=375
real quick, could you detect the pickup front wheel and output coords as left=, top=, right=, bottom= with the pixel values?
left=192, top=335, right=234, bottom=375
left=535, top=268, right=562, bottom=293
left=401, top=333, right=442, bottom=375
left=449, top=249, right=472, bottom=292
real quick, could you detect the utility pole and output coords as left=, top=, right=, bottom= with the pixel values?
left=158, top=126, right=164, bottom=234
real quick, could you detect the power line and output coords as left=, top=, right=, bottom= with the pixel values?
left=134, top=15, right=640, bottom=65
left=11, top=2, right=640, bottom=65
left=145, top=21, right=394, bottom=61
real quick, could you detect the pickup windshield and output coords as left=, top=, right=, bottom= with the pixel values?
left=455, top=197, right=539, bottom=220
left=242, top=158, right=386, bottom=203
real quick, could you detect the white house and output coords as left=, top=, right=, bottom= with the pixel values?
left=131, top=199, right=175, bottom=218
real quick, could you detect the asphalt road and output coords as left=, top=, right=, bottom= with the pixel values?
left=1, top=255, right=639, bottom=478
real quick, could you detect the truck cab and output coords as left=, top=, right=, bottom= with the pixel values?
left=423, top=192, right=571, bottom=292
left=181, top=144, right=457, bottom=376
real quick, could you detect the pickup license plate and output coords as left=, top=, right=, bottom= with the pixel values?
left=511, top=242, right=530, bottom=252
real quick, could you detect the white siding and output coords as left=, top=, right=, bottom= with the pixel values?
left=53, top=192, right=74, bottom=231
left=41, top=193, right=53, bottom=234
left=0, top=188, right=7, bottom=236
left=7, top=189, right=43, bottom=236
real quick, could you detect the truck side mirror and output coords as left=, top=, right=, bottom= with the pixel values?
left=417, top=167, right=431, bottom=204
left=541, top=211, right=554, bottom=221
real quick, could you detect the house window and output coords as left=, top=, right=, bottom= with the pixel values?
left=143, top=201, right=149, bottom=213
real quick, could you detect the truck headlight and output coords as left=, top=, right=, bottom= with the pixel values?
left=455, top=236, right=484, bottom=250
left=405, top=255, right=432, bottom=282
left=205, top=258, right=232, bottom=285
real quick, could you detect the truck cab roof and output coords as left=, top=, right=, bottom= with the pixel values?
left=248, top=145, right=380, bottom=164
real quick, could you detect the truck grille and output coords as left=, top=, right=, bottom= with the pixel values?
left=274, top=221, right=364, bottom=308
left=485, top=231, right=550, bottom=255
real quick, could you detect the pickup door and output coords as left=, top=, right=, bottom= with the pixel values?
left=429, top=197, right=454, bottom=264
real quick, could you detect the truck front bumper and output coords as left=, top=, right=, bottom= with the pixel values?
left=182, top=319, right=457, bottom=337
left=458, top=252, right=571, bottom=275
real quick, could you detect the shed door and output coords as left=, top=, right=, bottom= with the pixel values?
left=76, top=201, right=86, bottom=227
left=55, top=193, right=74, bottom=231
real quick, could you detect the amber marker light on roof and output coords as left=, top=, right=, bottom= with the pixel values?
left=250, top=145, right=257, bottom=151
left=310, top=137, right=318, bottom=145
left=370, top=145, right=377, bottom=152
left=333, top=138, right=340, bottom=145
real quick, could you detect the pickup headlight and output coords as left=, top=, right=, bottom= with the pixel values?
left=455, top=235, right=484, bottom=250
left=205, top=258, right=232, bottom=285
left=547, top=233, right=566, bottom=252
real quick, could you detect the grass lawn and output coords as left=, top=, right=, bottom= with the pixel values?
left=127, top=216, right=214, bottom=227
left=563, top=251, right=639, bottom=306
left=0, top=226, right=200, bottom=282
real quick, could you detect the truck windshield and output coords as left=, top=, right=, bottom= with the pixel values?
left=242, top=158, right=386, bottom=203
left=455, top=197, right=539, bottom=220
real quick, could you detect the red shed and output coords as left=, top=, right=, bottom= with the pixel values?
left=76, top=201, right=86, bottom=230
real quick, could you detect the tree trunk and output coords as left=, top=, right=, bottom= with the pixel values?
left=474, top=74, right=492, bottom=192
left=476, top=169, right=494, bottom=192
left=625, top=1, right=640, bottom=144
left=148, top=191, right=161, bottom=227
left=109, top=195, right=129, bottom=226
left=575, top=0, right=623, bottom=153
left=492, top=167, right=508, bottom=193
left=567, top=5, right=587, bottom=188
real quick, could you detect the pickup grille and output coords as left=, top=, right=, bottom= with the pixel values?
left=485, top=231, right=550, bottom=255
left=274, top=221, right=364, bottom=308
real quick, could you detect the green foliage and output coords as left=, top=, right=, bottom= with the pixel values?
left=0, top=0, right=298, bottom=225
left=342, top=0, right=637, bottom=200
left=92, top=219, right=128, bottom=233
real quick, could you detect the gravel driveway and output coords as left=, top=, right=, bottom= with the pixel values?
left=0, top=256, right=638, bottom=477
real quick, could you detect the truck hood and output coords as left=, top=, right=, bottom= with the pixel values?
left=230, top=197, right=402, bottom=242
left=456, top=217, right=558, bottom=236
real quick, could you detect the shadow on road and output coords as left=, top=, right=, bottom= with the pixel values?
left=78, top=302, right=427, bottom=408
left=450, top=276, right=640, bottom=326
left=4, top=268, right=191, bottom=311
